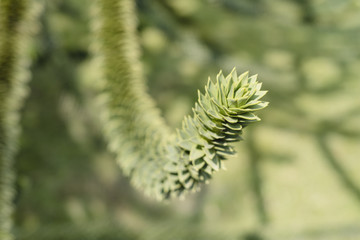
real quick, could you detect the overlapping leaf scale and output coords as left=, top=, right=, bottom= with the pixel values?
left=161, top=69, right=268, bottom=198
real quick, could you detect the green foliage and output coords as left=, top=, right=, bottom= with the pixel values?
left=0, top=0, right=29, bottom=239
left=95, top=0, right=267, bottom=200
left=163, top=70, right=268, bottom=198
left=3, top=0, right=359, bottom=239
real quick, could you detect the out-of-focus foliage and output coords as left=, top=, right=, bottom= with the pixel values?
left=6, top=0, right=360, bottom=239
left=0, top=0, right=40, bottom=239
left=0, top=1, right=27, bottom=239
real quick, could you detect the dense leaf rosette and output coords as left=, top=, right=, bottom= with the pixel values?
left=161, top=69, right=268, bottom=198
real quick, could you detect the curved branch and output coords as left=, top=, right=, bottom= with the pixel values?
left=94, top=0, right=268, bottom=200
left=0, top=0, right=29, bottom=239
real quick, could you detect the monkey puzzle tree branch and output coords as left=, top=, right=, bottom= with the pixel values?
left=0, top=0, right=29, bottom=239
left=94, top=0, right=268, bottom=200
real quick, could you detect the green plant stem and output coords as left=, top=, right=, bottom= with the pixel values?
left=0, top=0, right=28, bottom=239
left=95, top=0, right=268, bottom=200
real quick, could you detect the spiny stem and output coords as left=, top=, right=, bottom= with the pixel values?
left=0, top=0, right=28, bottom=239
left=94, top=0, right=268, bottom=200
